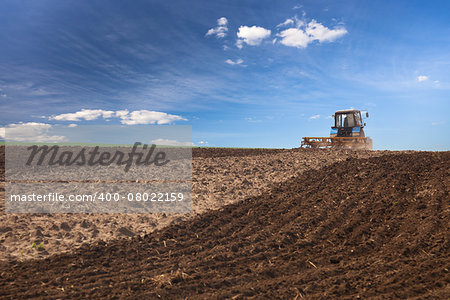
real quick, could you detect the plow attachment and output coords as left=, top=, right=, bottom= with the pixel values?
left=301, top=137, right=373, bottom=150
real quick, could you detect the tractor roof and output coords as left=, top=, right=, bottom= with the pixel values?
left=335, top=109, right=361, bottom=114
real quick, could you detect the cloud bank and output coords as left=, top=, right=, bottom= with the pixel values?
left=206, top=14, right=347, bottom=51
left=0, top=122, right=66, bottom=142
left=49, top=109, right=186, bottom=125
left=49, top=109, right=114, bottom=121
left=277, top=18, right=347, bottom=48
left=118, top=110, right=186, bottom=125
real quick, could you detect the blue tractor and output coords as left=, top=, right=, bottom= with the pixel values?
left=301, top=109, right=372, bottom=150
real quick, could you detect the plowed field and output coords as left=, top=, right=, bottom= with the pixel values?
left=0, top=147, right=449, bottom=299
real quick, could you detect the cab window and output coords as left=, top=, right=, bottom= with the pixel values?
left=335, top=113, right=361, bottom=128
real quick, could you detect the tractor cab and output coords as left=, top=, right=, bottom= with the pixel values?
left=331, top=109, right=368, bottom=137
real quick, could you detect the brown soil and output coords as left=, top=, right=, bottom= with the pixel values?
left=0, top=149, right=449, bottom=299
left=192, top=147, right=290, bottom=158
left=0, top=146, right=383, bottom=261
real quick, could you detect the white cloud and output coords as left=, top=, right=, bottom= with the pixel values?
left=225, top=58, right=244, bottom=65
left=115, top=109, right=130, bottom=118
left=277, top=18, right=295, bottom=28
left=293, top=5, right=303, bottom=10
left=309, top=114, right=320, bottom=120
left=306, top=20, right=348, bottom=42
left=50, top=109, right=114, bottom=121
left=236, top=26, right=271, bottom=48
left=277, top=19, right=347, bottom=48
left=197, top=141, right=208, bottom=145
left=0, top=122, right=66, bottom=142
left=67, top=124, right=78, bottom=128
left=48, top=109, right=186, bottom=125
left=278, top=28, right=310, bottom=48
left=119, top=110, right=187, bottom=125
left=151, top=138, right=193, bottom=146
left=217, top=17, right=228, bottom=26
left=417, top=75, right=429, bottom=82
left=206, top=17, right=229, bottom=38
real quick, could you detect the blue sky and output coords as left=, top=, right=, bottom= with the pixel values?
left=0, top=0, right=449, bottom=150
